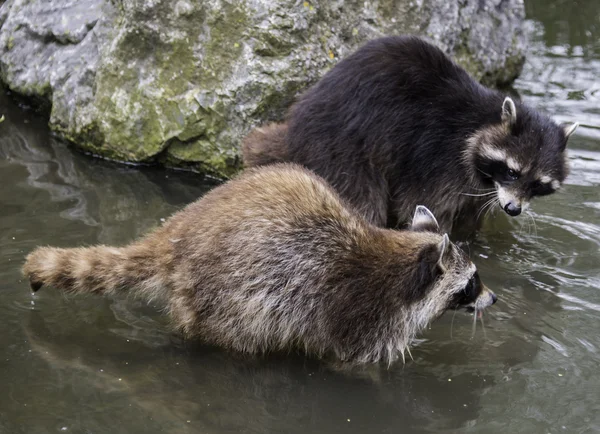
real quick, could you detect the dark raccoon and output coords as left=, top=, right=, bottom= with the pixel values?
left=23, top=164, right=495, bottom=365
left=242, top=35, right=578, bottom=234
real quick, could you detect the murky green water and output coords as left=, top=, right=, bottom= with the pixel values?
left=1, top=1, right=599, bottom=432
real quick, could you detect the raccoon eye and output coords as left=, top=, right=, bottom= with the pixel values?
left=464, top=276, right=475, bottom=296
left=506, top=168, right=519, bottom=180
left=464, top=271, right=481, bottom=298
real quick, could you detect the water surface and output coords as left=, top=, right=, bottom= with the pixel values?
left=1, top=1, right=599, bottom=432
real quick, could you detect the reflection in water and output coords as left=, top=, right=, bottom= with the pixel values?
left=526, top=0, right=600, bottom=55
left=1, top=0, right=600, bottom=432
left=0, top=109, right=214, bottom=245
left=23, top=310, right=497, bottom=434
left=523, top=0, right=600, bottom=140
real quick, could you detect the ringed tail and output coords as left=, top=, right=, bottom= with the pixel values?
left=22, top=244, right=167, bottom=299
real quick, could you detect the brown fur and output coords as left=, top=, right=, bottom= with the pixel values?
left=23, top=164, right=494, bottom=364
left=241, top=123, right=289, bottom=167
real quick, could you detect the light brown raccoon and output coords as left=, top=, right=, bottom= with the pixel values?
left=22, top=164, right=496, bottom=365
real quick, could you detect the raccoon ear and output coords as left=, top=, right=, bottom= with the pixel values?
left=410, top=205, right=440, bottom=233
left=562, top=122, right=579, bottom=140
left=416, top=234, right=451, bottom=285
left=501, top=97, right=517, bottom=127
left=435, top=234, right=450, bottom=273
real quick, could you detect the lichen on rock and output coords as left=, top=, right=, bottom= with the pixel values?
left=0, top=0, right=527, bottom=176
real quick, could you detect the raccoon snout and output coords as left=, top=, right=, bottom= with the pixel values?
left=503, top=201, right=521, bottom=216
left=496, top=186, right=522, bottom=217
left=474, top=286, right=497, bottom=310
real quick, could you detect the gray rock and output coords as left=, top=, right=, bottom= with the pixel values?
left=0, top=0, right=526, bottom=176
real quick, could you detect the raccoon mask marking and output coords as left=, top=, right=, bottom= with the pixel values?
left=466, top=97, right=577, bottom=217
left=409, top=206, right=497, bottom=318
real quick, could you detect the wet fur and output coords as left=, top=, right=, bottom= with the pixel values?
left=241, top=35, right=573, bottom=234
left=23, top=164, right=484, bottom=365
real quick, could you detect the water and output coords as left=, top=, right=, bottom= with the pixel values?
left=1, top=0, right=599, bottom=431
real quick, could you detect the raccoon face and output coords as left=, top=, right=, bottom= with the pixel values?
left=448, top=270, right=497, bottom=312
left=410, top=206, right=496, bottom=314
left=468, top=97, right=578, bottom=217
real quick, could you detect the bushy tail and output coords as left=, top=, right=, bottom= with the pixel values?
left=241, top=122, right=290, bottom=167
left=22, top=244, right=167, bottom=300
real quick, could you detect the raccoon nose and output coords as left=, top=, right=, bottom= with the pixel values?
left=503, top=202, right=521, bottom=216
left=491, top=293, right=497, bottom=305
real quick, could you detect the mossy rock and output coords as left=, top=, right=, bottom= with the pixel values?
left=0, top=0, right=526, bottom=176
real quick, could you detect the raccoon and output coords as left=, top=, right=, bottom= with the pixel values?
left=242, top=36, right=579, bottom=234
left=242, top=123, right=289, bottom=167
left=22, top=164, right=496, bottom=365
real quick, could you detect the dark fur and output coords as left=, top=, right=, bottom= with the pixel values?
left=242, top=36, right=575, bottom=234
left=22, top=164, right=495, bottom=364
